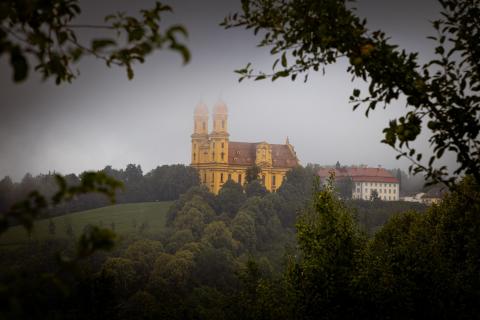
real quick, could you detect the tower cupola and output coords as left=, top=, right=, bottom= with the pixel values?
left=193, top=102, right=209, bottom=135
left=212, top=101, right=228, bottom=134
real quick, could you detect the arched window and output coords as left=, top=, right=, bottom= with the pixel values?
left=193, top=153, right=196, bottom=161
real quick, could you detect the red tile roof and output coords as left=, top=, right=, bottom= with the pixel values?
left=228, top=141, right=298, bottom=168
left=317, top=167, right=399, bottom=183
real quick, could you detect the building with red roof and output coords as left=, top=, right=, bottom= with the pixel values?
left=191, top=102, right=299, bottom=194
left=317, top=165, right=400, bottom=201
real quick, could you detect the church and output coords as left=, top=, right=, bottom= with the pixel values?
left=191, top=101, right=299, bottom=194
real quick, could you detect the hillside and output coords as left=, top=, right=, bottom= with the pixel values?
left=0, top=201, right=172, bottom=245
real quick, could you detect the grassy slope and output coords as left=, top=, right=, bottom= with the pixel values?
left=0, top=201, right=172, bottom=245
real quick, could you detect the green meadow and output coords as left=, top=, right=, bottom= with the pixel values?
left=0, top=201, right=172, bottom=245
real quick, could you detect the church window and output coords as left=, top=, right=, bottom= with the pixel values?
left=204, top=173, right=207, bottom=183
left=228, top=173, right=232, bottom=180
left=213, top=142, right=215, bottom=148
left=193, top=153, right=196, bottom=161
left=272, top=175, right=276, bottom=186
left=238, top=174, right=242, bottom=185
left=221, top=152, right=224, bottom=160
left=212, top=172, right=215, bottom=181
left=212, top=152, right=215, bottom=159
left=262, top=175, right=266, bottom=185
left=221, top=173, right=224, bottom=183
left=221, top=142, right=224, bottom=148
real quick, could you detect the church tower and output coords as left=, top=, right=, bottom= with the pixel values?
left=210, top=101, right=229, bottom=164
left=191, top=102, right=209, bottom=164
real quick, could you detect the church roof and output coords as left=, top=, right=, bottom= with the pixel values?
left=317, top=167, right=399, bottom=183
left=228, top=141, right=298, bottom=168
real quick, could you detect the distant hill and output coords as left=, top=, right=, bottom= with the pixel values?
left=0, top=201, right=172, bottom=245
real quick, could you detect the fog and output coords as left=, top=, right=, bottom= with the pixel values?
left=0, top=0, right=451, bottom=181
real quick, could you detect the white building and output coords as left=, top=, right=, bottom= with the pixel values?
left=318, top=166, right=400, bottom=201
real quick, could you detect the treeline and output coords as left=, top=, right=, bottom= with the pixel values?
left=0, top=164, right=200, bottom=216
left=347, top=199, right=427, bottom=234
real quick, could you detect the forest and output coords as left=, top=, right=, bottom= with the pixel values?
left=2, top=165, right=475, bottom=320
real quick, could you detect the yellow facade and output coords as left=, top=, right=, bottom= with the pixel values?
left=191, top=102, right=299, bottom=194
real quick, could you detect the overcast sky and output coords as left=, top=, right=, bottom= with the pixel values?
left=0, top=0, right=451, bottom=181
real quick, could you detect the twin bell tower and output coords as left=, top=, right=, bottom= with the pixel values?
left=191, top=101, right=229, bottom=166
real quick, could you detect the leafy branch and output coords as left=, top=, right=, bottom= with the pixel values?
left=1, top=0, right=190, bottom=83
left=223, top=0, right=480, bottom=188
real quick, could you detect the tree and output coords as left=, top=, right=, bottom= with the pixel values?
left=174, top=207, right=207, bottom=238
left=0, top=176, right=14, bottom=213
left=246, top=165, right=262, bottom=184
left=124, top=239, right=164, bottom=279
left=335, top=176, right=353, bottom=200
left=232, top=211, right=257, bottom=251
left=276, top=166, right=316, bottom=227
left=357, top=176, right=480, bottom=319
left=1, top=0, right=189, bottom=83
left=201, top=221, right=237, bottom=250
left=101, top=257, right=139, bottom=298
left=216, top=180, right=246, bottom=217
left=286, top=176, right=366, bottom=319
left=245, top=179, right=268, bottom=198
left=370, top=189, right=380, bottom=201
left=223, top=0, right=480, bottom=187
left=145, top=165, right=200, bottom=201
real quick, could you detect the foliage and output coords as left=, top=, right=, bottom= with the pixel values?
left=347, top=199, right=427, bottom=235
left=2, top=173, right=479, bottom=319
left=223, top=0, right=480, bottom=186
left=231, top=211, right=257, bottom=251
left=245, top=165, right=262, bottom=183
left=334, top=175, right=353, bottom=199
left=245, top=179, right=268, bottom=197
left=216, top=180, right=246, bottom=217
left=1, top=0, right=189, bottom=83
left=287, top=176, right=366, bottom=319
left=0, top=164, right=199, bottom=219
left=357, top=176, right=480, bottom=319
left=276, top=165, right=317, bottom=228
left=0, top=171, right=122, bottom=235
